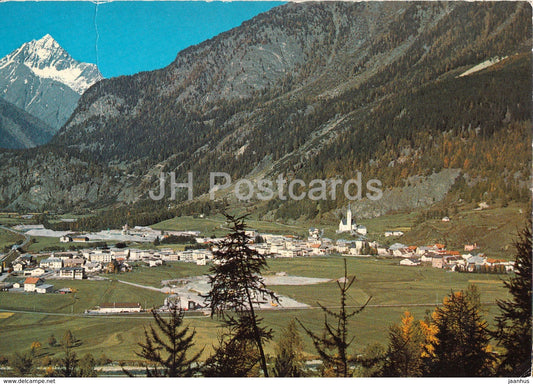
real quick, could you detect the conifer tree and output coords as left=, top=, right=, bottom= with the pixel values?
left=356, top=343, right=387, bottom=377
left=493, top=221, right=532, bottom=376
left=273, top=319, right=305, bottom=377
left=78, top=354, right=98, bottom=377
left=297, top=259, right=371, bottom=377
left=135, top=304, right=202, bottom=377
left=55, top=330, right=84, bottom=377
left=202, top=325, right=260, bottom=377
left=422, top=286, right=496, bottom=376
left=55, top=344, right=79, bottom=377
left=47, top=334, right=57, bottom=348
left=9, top=351, right=36, bottom=377
left=205, top=213, right=277, bottom=377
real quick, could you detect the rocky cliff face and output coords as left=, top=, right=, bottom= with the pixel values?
left=0, top=2, right=530, bottom=214
left=0, top=34, right=103, bottom=132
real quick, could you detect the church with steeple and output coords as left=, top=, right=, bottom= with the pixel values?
left=338, top=203, right=357, bottom=233
left=337, top=204, right=367, bottom=235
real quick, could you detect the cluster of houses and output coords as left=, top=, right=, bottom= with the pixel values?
left=2, top=244, right=215, bottom=294
left=251, top=228, right=513, bottom=274
left=388, top=243, right=514, bottom=272
left=1, top=214, right=515, bottom=298
left=9, top=245, right=214, bottom=280
left=12, top=253, right=86, bottom=279
left=0, top=275, right=64, bottom=294
left=249, top=232, right=370, bottom=258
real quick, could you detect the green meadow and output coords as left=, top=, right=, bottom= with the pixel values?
left=0, top=257, right=511, bottom=363
left=0, top=228, right=24, bottom=250
left=152, top=214, right=308, bottom=237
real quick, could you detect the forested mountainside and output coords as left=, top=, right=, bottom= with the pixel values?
left=0, top=1, right=530, bottom=221
left=0, top=98, right=55, bottom=149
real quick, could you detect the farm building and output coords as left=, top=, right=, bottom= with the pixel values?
left=36, top=284, right=54, bottom=294
left=96, top=302, right=142, bottom=313
left=24, top=277, right=44, bottom=292
left=72, top=236, right=89, bottom=242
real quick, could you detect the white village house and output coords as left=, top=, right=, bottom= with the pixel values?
left=400, top=258, right=421, bottom=267
left=23, top=267, right=46, bottom=277
left=60, top=235, right=73, bottom=243
left=59, top=267, right=85, bottom=280
left=40, top=257, right=63, bottom=270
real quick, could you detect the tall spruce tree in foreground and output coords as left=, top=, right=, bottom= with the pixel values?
left=493, top=221, right=532, bottom=376
left=297, top=259, right=371, bottom=377
left=205, top=213, right=278, bottom=377
left=273, top=319, right=305, bottom=377
left=202, top=321, right=261, bottom=377
left=422, top=285, right=495, bottom=376
left=134, top=304, right=202, bottom=377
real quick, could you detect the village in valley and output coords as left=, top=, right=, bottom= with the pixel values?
left=0, top=205, right=515, bottom=315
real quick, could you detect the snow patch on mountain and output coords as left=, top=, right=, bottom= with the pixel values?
left=0, top=34, right=103, bottom=94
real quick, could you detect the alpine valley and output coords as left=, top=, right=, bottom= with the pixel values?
left=0, top=2, right=530, bottom=228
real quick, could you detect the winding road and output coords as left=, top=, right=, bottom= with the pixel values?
left=0, top=224, right=31, bottom=280
left=0, top=224, right=31, bottom=248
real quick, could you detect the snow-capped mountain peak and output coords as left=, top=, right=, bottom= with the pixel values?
left=0, top=34, right=103, bottom=94
left=0, top=34, right=105, bottom=131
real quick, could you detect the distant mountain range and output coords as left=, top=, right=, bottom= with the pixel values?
left=0, top=2, right=530, bottom=217
left=0, top=34, right=103, bottom=148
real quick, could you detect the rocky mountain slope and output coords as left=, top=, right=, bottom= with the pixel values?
left=0, top=2, right=530, bottom=217
left=0, top=98, right=55, bottom=149
left=0, top=34, right=103, bottom=133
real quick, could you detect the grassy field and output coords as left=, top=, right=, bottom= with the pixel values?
left=0, top=279, right=166, bottom=314
left=151, top=201, right=527, bottom=257
left=0, top=256, right=512, bottom=364
left=25, top=236, right=68, bottom=253
left=267, top=256, right=509, bottom=307
left=152, top=214, right=309, bottom=238
left=401, top=202, right=528, bottom=258
left=110, top=262, right=208, bottom=287
left=0, top=213, right=31, bottom=226
left=0, top=228, right=25, bottom=251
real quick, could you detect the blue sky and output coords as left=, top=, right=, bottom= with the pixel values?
left=0, top=1, right=284, bottom=78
